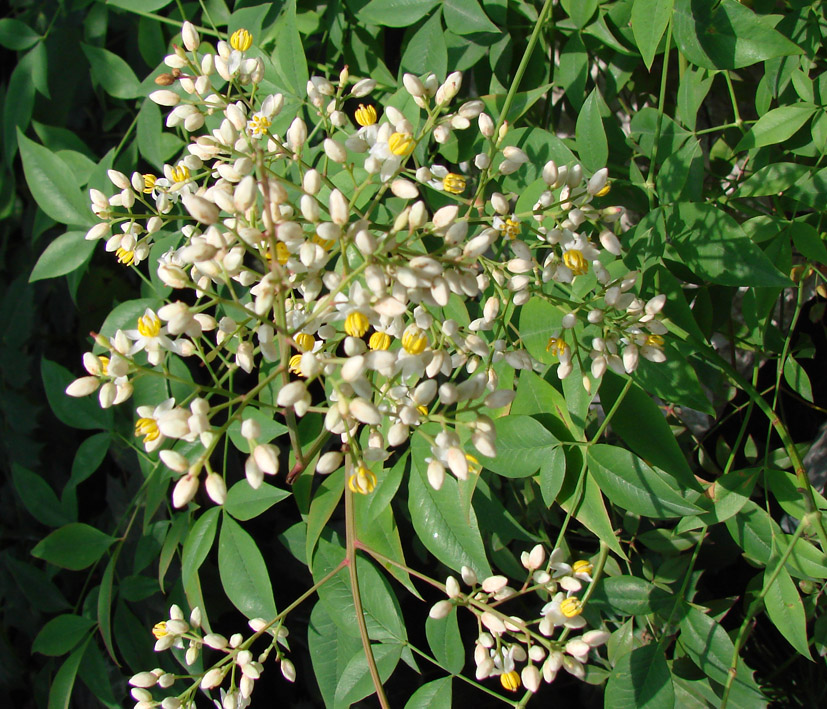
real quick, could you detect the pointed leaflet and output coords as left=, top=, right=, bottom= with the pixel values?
left=763, top=566, right=811, bottom=659
left=632, top=0, right=674, bottom=71
left=17, top=129, right=94, bottom=226
left=606, top=644, right=675, bottom=709
left=273, top=0, right=308, bottom=96
left=32, top=523, right=115, bottom=571
left=575, top=89, right=608, bottom=172
left=30, top=232, right=95, bottom=282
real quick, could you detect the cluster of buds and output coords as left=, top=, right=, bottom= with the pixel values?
left=67, top=20, right=667, bottom=512
left=429, top=547, right=608, bottom=694
left=131, top=605, right=293, bottom=708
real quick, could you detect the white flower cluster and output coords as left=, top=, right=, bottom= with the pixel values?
left=429, top=547, right=608, bottom=693
left=67, top=20, right=667, bottom=508
left=132, top=604, right=292, bottom=708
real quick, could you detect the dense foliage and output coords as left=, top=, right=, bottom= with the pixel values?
left=2, top=1, right=827, bottom=707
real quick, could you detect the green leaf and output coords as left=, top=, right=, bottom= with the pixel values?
left=575, top=89, right=608, bottom=172
left=409, top=433, right=492, bottom=577
left=679, top=606, right=766, bottom=706
left=518, top=297, right=564, bottom=365
left=557, top=32, right=589, bottom=109
left=273, top=0, right=308, bottom=97
left=181, top=507, right=220, bottom=584
left=734, top=163, right=810, bottom=198
left=355, top=502, right=419, bottom=597
left=108, top=0, right=174, bottom=11
left=560, top=0, right=599, bottom=28
left=30, top=232, right=95, bottom=282
left=672, top=0, right=802, bottom=70
left=3, top=56, right=36, bottom=165
left=41, top=358, right=113, bottom=431
left=734, top=104, right=816, bottom=152
left=478, top=415, right=558, bottom=478
left=425, top=608, right=464, bottom=674
left=606, top=644, right=675, bottom=709
left=787, top=221, right=827, bottom=266
left=48, top=641, right=89, bottom=709
left=96, top=298, right=163, bottom=347
left=17, top=129, right=94, bottom=226
left=405, top=677, right=453, bottom=708
left=32, top=523, right=115, bottom=571
left=442, top=0, right=498, bottom=35
left=400, top=8, right=448, bottom=78
left=307, top=601, right=361, bottom=707
left=225, top=480, right=290, bottom=521
left=599, top=373, right=700, bottom=492
left=33, top=614, right=95, bottom=656
left=97, top=555, right=118, bottom=664
left=226, top=407, right=288, bottom=453
left=591, top=575, right=673, bottom=616
left=137, top=99, right=164, bottom=171
left=334, top=642, right=403, bottom=705
left=668, top=202, right=791, bottom=287
left=81, top=43, right=141, bottom=99
left=764, top=566, right=811, bottom=658
left=218, top=514, right=277, bottom=621
left=357, top=0, right=441, bottom=27
left=0, top=18, right=41, bottom=50
left=540, top=447, right=566, bottom=507
left=66, top=432, right=110, bottom=493
left=588, top=445, right=704, bottom=518
left=783, top=356, right=813, bottom=403
left=558, top=468, right=626, bottom=558
left=632, top=0, right=674, bottom=70
left=5, top=557, right=70, bottom=613
left=305, top=470, right=344, bottom=562
left=12, top=464, right=73, bottom=527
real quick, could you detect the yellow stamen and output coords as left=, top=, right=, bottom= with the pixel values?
left=152, top=621, right=169, bottom=639
left=498, top=218, right=520, bottom=239
left=135, top=417, right=160, bottom=442
left=416, top=404, right=428, bottom=416
left=466, top=454, right=481, bottom=475
left=230, top=28, right=253, bottom=52
left=572, top=560, right=593, bottom=576
left=401, top=326, right=427, bottom=355
left=369, top=331, right=391, bottom=351
left=500, top=671, right=520, bottom=692
left=288, top=354, right=305, bottom=377
left=170, top=164, right=190, bottom=184
left=596, top=183, right=611, bottom=197
left=443, top=173, right=466, bottom=194
left=294, top=332, right=314, bottom=352
left=354, top=103, right=377, bottom=127
left=273, top=242, right=289, bottom=264
left=142, top=174, right=157, bottom=194
left=248, top=114, right=271, bottom=136
left=312, top=233, right=336, bottom=250
left=645, top=334, right=664, bottom=347
left=348, top=466, right=377, bottom=494
left=344, top=312, right=369, bottom=338
left=560, top=597, right=583, bottom=618
left=137, top=313, right=162, bottom=338
left=563, top=249, right=588, bottom=276
left=98, top=356, right=110, bottom=376
left=388, top=132, right=415, bottom=157
left=545, top=337, right=569, bottom=358
left=116, top=247, right=135, bottom=266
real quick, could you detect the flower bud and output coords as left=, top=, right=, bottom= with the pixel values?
left=429, top=600, right=453, bottom=619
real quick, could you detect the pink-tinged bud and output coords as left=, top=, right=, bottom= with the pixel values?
left=129, top=672, right=158, bottom=688
left=323, top=138, right=347, bottom=163
left=286, top=117, right=307, bottom=151
left=317, top=451, right=343, bottom=474
left=199, top=668, right=224, bottom=690
left=328, top=189, right=349, bottom=225
left=390, top=178, right=419, bottom=199
left=205, top=473, right=227, bottom=505
left=277, top=380, right=307, bottom=407
left=445, top=576, right=460, bottom=598
left=181, top=21, right=200, bottom=51
left=66, top=376, right=99, bottom=397
left=482, top=575, right=508, bottom=593
left=429, top=600, right=453, bottom=619
left=253, top=444, right=279, bottom=475
left=433, top=204, right=458, bottom=229
left=436, top=71, right=462, bottom=105
left=480, top=611, right=506, bottom=634
left=461, top=566, right=477, bottom=586
left=182, top=194, right=219, bottom=225
left=280, top=658, right=296, bottom=682
left=522, top=665, right=541, bottom=693
left=172, top=474, right=199, bottom=508
left=348, top=397, right=381, bottom=425
left=149, top=90, right=180, bottom=106
left=234, top=175, right=256, bottom=212
left=427, top=460, right=445, bottom=490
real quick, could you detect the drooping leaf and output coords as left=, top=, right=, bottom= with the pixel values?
left=405, top=677, right=453, bottom=708
left=631, top=0, right=674, bottom=70
left=32, top=523, right=115, bottom=571
left=357, top=0, right=441, bottom=28
left=225, top=480, right=290, bottom=521
left=478, top=415, right=559, bottom=478
left=576, top=89, right=608, bottom=172
left=30, top=232, right=95, bottom=282
left=606, top=643, right=675, bottom=709
left=425, top=608, right=464, bottom=674
left=763, top=566, right=811, bottom=659
left=81, top=44, right=142, bottom=99
left=734, top=104, right=816, bottom=152
left=33, top=615, right=95, bottom=656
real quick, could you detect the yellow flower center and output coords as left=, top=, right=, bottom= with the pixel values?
left=152, top=621, right=169, bottom=639
left=572, top=560, right=593, bottom=576
left=560, top=597, right=583, bottom=618
left=288, top=353, right=305, bottom=377
left=645, top=334, right=664, bottom=347
left=500, top=671, right=521, bottom=692
left=354, top=103, right=377, bottom=127
left=98, top=356, right=110, bottom=376
left=348, top=466, right=377, bottom=494
left=596, top=183, right=611, bottom=197
left=401, top=326, right=427, bottom=355
left=137, top=313, right=162, bottom=338
left=135, top=417, right=160, bottom=442
left=545, top=337, right=569, bottom=358
left=312, top=233, right=336, bottom=250
left=230, top=28, right=253, bottom=52
left=466, top=454, right=481, bottom=475
left=344, top=312, right=370, bottom=338
left=388, top=132, right=415, bottom=157
left=563, top=249, right=589, bottom=276
left=294, top=332, right=314, bottom=352
left=369, top=331, right=391, bottom=351
left=116, top=247, right=135, bottom=266
left=498, top=218, right=520, bottom=239
left=416, top=404, right=429, bottom=416
left=443, top=173, right=466, bottom=194
left=248, top=114, right=271, bottom=136
left=143, top=174, right=157, bottom=194
left=170, top=164, right=190, bottom=184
